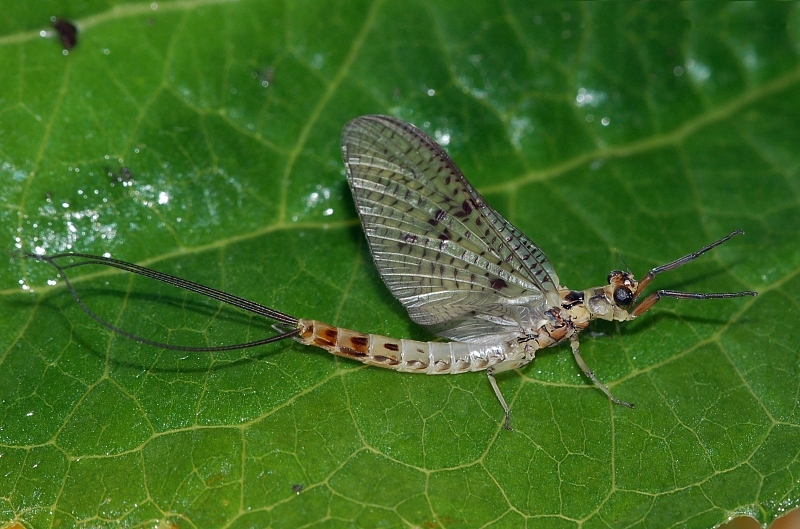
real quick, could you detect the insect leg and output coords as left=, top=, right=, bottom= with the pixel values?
left=569, top=335, right=634, bottom=409
left=487, top=367, right=512, bottom=431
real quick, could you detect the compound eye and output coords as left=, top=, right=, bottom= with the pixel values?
left=613, top=286, right=633, bottom=307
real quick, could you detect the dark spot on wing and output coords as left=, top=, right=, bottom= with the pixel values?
left=490, top=278, right=507, bottom=291
left=398, top=232, right=418, bottom=248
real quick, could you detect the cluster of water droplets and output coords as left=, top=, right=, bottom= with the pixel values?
left=295, top=183, right=335, bottom=222
left=11, top=151, right=186, bottom=291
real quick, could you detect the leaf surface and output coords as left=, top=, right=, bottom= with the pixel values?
left=1, top=2, right=798, bottom=528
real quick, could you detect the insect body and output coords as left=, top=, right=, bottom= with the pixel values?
left=28, top=115, right=757, bottom=429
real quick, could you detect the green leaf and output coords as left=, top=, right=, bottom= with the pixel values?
left=2, top=2, right=798, bottom=528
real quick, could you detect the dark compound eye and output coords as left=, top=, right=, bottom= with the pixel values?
left=613, top=286, right=633, bottom=307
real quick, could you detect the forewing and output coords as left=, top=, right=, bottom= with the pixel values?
left=341, top=115, right=561, bottom=333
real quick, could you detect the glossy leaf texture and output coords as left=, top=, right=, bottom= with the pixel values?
left=1, top=2, right=799, bottom=528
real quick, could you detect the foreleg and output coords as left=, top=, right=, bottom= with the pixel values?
left=569, top=335, right=633, bottom=409
left=487, top=366, right=513, bottom=431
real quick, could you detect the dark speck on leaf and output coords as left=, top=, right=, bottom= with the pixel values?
left=52, top=18, right=78, bottom=50
left=106, top=166, right=134, bottom=185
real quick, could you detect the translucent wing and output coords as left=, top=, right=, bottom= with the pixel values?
left=341, top=115, right=561, bottom=342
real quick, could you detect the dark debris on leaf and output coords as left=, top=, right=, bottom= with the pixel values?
left=52, top=18, right=78, bottom=50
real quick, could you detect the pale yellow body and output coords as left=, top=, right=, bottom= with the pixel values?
left=294, top=284, right=616, bottom=376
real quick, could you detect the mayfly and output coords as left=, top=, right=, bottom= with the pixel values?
left=27, top=115, right=758, bottom=429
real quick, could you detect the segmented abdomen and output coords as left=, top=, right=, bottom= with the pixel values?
left=296, top=319, right=514, bottom=374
